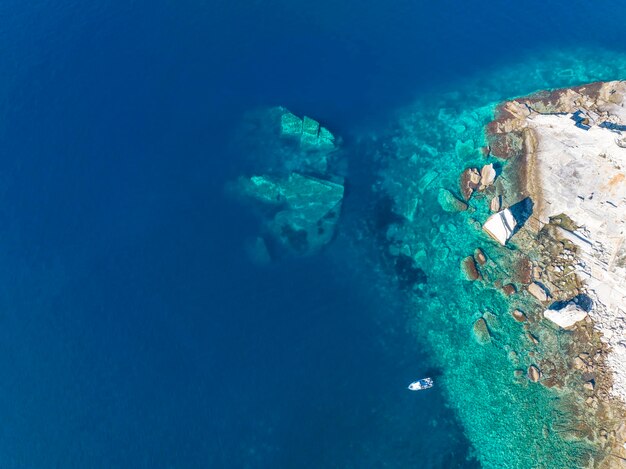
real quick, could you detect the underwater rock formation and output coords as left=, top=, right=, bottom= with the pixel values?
left=238, top=172, right=344, bottom=255
left=233, top=108, right=345, bottom=258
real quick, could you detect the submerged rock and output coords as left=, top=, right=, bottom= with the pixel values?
left=280, top=111, right=336, bottom=152
left=544, top=302, right=588, bottom=329
left=473, top=317, right=491, bottom=344
left=239, top=172, right=344, bottom=255
left=482, top=208, right=517, bottom=245
left=437, top=188, right=468, bottom=212
left=461, top=256, right=480, bottom=281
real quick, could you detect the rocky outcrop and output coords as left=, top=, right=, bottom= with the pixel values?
left=544, top=302, right=588, bottom=329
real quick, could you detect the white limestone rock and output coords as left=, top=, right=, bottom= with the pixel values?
left=482, top=208, right=517, bottom=245
left=544, top=302, right=588, bottom=329
left=479, top=163, right=496, bottom=189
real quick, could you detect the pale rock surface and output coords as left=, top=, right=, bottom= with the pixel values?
left=526, top=82, right=626, bottom=401
left=482, top=208, right=517, bottom=245
left=544, top=302, right=588, bottom=329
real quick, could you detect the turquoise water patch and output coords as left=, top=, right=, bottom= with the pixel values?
left=367, top=47, right=626, bottom=468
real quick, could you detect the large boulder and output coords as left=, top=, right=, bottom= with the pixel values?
left=482, top=208, right=517, bottom=245
left=544, top=302, right=588, bottom=329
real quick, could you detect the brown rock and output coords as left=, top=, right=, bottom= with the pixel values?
left=461, top=256, right=480, bottom=281
left=511, top=309, right=527, bottom=322
left=527, top=282, right=549, bottom=302
left=460, top=168, right=481, bottom=200
left=513, top=369, right=524, bottom=378
left=502, top=283, right=517, bottom=296
left=528, top=365, right=541, bottom=383
left=474, top=248, right=487, bottom=266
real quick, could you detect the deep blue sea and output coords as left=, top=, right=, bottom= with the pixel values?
left=1, top=1, right=626, bottom=467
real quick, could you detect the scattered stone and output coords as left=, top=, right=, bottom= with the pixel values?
left=482, top=208, right=517, bottom=245
left=584, top=380, right=595, bottom=391
left=437, top=188, right=468, bottom=212
left=527, top=282, right=550, bottom=302
left=474, top=248, right=487, bottom=265
left=543, top=302, right=588, bottom=329
left=479, top=163, right=496, bottom=190
left=502, top=283, right=517, bottom=296
left=528, top=365, right=541, bottom=383
left=511, top=309, right=527, bottom=322
left=526, top=332, right=539, bottom=345
left=460, top=167, right=481, bottom=200
left=490, top=195, right=501, bottom=212
left=472, top=317, right=491, bottom=344
left=573, top=357, right=585, bottom=370
left=461, top=256, right=480, bottom=281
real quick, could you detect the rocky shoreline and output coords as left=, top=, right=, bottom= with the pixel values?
left=485, top=81, right=626, bottom=468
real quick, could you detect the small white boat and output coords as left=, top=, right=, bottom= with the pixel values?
left=408, top=377, right=433, bottom=391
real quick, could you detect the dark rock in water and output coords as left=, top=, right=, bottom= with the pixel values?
left=474, top=248, right=487, bottom=266
left=472, top=317, right=491, bottom=344
left=461, top=256, right=480, bottom=281
left=239, top=172, right=344, bottom=255
left=460, top=167, right=481, bottom=200
left=394, top=254, right=427, bottom=290
left=527, top=365, right=541, bottom=383
left=502, top=283, right=517, bottom=296
left=437, top=188, right=468, bottom=212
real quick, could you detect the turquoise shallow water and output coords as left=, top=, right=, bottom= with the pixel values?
left=363, top=47, right=626, bottom=468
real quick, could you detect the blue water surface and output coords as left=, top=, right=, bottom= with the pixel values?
left=0, top=0, right=626, bottom=467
